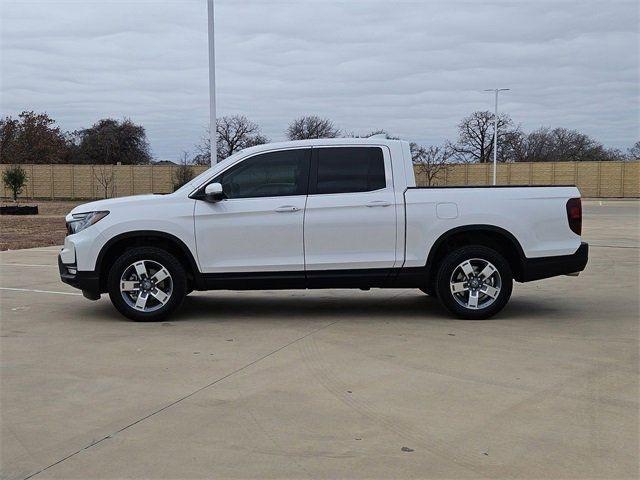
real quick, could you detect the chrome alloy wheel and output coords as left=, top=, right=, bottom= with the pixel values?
left=120, top=260, right=173, bottom=312
left=449, top=258, right=502, bottom=310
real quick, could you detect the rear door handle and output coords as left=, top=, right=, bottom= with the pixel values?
left=275, top=205, right=300, bottom=213
left=366, top=200, right=391, bottom=207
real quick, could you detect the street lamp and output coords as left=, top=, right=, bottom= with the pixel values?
left=207, top=0, right=217, bottom=164
left=484, top=88, right=510, bottom=185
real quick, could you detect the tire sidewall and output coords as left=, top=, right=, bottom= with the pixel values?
left=436, top=245, right=513, bottom=320
left=108, top=247, right=187, bottom=321
left=419, top=287, right=434, bottom=296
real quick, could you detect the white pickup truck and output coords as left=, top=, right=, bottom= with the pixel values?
left=59, top=138, right=588, bottom=321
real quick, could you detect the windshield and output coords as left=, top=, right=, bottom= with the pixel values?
left=173, top=149, right=248, bottom=195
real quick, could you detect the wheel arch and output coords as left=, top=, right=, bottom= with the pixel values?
left=95, top=231, right=201, bottom=292
left=425, top=225, right=526, bottom=284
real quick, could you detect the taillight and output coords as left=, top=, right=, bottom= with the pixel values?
left=566, top=198, right=582, bottom=236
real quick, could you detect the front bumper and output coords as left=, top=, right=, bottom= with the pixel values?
left=58, top=255, right=101, bottom=300
left=520, top=242, right=589, bottom=282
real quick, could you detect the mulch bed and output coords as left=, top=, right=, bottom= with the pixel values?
left=0, top=201, right=81, bottom=250
left=1, top=205, right=39, bottom=215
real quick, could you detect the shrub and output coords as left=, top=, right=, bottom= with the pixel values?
left=2, top=165, right=28, bottom=202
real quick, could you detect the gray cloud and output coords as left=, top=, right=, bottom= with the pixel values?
left=1, top=0, right=638, bottom=159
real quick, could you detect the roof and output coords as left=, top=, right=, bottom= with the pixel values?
left=238, top=137, right=408, bottom=157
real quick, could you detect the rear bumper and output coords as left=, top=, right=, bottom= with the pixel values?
left=58, top=255, right=101, bottom=299
left=520, top=242, right=589, bottom=282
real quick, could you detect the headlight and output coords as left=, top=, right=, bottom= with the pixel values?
left=66, top=211, right=109, bottom=235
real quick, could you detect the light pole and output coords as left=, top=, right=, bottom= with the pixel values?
left=207, top=0, right=217, bottom=164
left=484, top=88, right=509, bottom=185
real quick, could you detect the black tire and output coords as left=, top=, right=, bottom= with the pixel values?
left=107, top=247, right=187, bottom=322
left=435, top=245, right=513, bottom=320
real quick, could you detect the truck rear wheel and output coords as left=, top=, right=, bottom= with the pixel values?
left=435, top=245, right=512, bottom=320
left=107, top=247, right=187, bottom=321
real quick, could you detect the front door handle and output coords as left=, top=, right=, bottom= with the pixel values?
left=275, top=205, right=300, bottom=213
left=366, top=200, right=391, bottom=207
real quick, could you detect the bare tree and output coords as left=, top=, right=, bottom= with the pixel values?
left=217, top=115, right=268, bottom=159
left=173, top=151, right=195, bottom=190
left=449, top=111, right=516, bottom=163
left=509, top=127, right=614, bottom=162
left=627, top=141, right=640, bottom=160
left=94, top=164, right=115, bottom=198
left=193, top=115, right=268, bottom=164
left=602, top=147, right=628, bottom=162
left=348, top=129, right=399, bottom=140
left=411, top=143, right=451, bottom=186
left=192, top=135, right=211, bottom=166
left=286, top=115, right=340, bottom=140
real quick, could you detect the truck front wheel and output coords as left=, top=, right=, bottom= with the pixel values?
left=107, top=247, right=187, bottom=321
left=435, top=245, right=513, bottom=320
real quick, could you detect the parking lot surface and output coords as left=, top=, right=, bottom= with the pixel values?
left=1, top=200, right=638, bottom=479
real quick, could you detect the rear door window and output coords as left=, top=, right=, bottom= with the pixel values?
left=314, top=147, right=386, bottom=194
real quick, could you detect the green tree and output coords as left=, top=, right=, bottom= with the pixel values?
left=74, top=118, right=152, bottom=165
left=2, top=165, right=28, bottom=201
left=0, top=111, right=70, bottom=164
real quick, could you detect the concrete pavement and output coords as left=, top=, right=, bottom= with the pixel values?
left=1, top=200, right=638, bottom=479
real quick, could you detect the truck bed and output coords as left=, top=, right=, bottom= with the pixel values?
left=402, top=185, right=583, bottom=269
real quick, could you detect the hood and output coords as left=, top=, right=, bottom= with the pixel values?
left=67, top=194, right=163, bottom=220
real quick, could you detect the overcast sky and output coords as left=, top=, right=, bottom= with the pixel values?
left=1, top=0, right=638, bottom=160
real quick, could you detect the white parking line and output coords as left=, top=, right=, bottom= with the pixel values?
left=1, top=249, right=61, bottom=253
left=0, top=287, right=82, bottom=296
left=0, top=264, right=57, bottom=268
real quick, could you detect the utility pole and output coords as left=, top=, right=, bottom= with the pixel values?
left=207, top=0, right=217, bottom=164
left=484, top=88, right=509, bottom=185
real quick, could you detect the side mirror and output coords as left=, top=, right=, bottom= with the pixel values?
left=204, top=182, right=225, bottom=202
